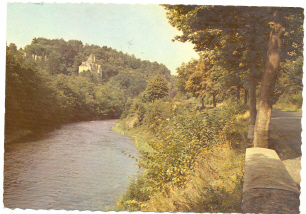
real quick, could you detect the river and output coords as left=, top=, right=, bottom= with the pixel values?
left=4, top=119, right=140, bottom=211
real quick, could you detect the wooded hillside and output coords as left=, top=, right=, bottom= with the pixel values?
left=5, top=38, right=173, bottom=141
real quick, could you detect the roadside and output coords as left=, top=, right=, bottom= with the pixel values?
left=269, top=110, right=302, bottom=186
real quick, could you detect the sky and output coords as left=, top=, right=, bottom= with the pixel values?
left=3, top=0, right=306, bottom=75
left=5, top=3, right=200, bottom=75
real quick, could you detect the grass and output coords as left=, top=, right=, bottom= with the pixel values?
left=113, top=103, right=248, bottom=212
left=273, top=104, right=302, bottom=112
left=113, top=116, right=154, bottom=153
left=273, top=93, right=302, bottom=112
left=142, top=143, right=245, bottom=213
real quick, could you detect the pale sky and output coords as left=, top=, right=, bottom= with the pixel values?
left=3, top=1, right=305, bottom=74
left=6, top=3, right=200, bottom=75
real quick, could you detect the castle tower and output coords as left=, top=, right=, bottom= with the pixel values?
left=87, top=53, right=95, bottom=63
left=78, top=53, right=102, bottom=79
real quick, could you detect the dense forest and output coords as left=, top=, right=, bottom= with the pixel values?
left=5, top=38, right=172, bottom=141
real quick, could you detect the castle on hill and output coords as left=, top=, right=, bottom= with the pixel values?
left=79, top=53, right=102, bottom=77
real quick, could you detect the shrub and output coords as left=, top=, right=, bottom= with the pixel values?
left=128, top=98, right=147, bottom=124
left=139, top=102, right=247, bottom=193
left=115, top=101, right=248, bottom=212
left=142, top=143, right=244, bottom=213
left=143, top=100, right=172, bottom=132
left=116, top=174, right=152, bottom=211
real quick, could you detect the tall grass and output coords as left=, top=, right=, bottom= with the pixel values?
left=113, top=116, right=154, bottom=153
left=113, top=100, right=248, bottom=212
left=142, top=143, right=244, bottom=212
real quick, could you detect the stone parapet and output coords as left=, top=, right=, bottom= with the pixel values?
left=242, top=148, right=300, bottom=213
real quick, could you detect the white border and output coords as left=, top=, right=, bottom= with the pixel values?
left=1, top=1, right=305, bottom=214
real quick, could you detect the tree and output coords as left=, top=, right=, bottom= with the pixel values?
left=143, top=74, right=169, bottom=102
left=275, top=56, right=303, bottom=105
left=163, top=5, right=303, bottom=148
left=8, top=43, right=18, bottom=55
left=163, top=5, right=269, bottom=125
left=253, top=9, right=285, bottom=147
left=45, top=51, right=64, bottom=75
left=5, top=51, right=63, bottom=134
left=253, top=7, right=303, bottom=147
left=184, top=53, right=220, bottom=108
left=95, top=82, right=126, bottom=118
left=176, top=59, right=198, bottom=95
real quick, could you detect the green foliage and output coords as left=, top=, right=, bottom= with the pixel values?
left=140, top=106, right=210, bottom=190
left=23, top=37, right=171, bottom=82
left=95, top=81, right=126, bottom=118
left=5, top=52, right=63, bottom=135
left=176, top=49, right=249, bottom=106
left=274, top=92, right=302, bottom=111
left=175, top=59, right=198, bottom=94
left=6, top=39, right=174, bottom=140
left=139, top=103, right=246, bottom=191
left=164, top=5, right=303, bottom=110
left=116, top=174, right=152, bottom=211
left=142, top=100, right=171, bottom=131
left=110, top=71, right=148, bottom=98
left=142, top=142, right=245, bottom=213
left=115, top=99, right=248, bottom=212
left=274, top=56, right=303, bottom=110
left=143, top=74, right=169, bottom=102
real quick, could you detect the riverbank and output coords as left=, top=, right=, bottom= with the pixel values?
left=113, top=118, right=154, bottom=153
left=4, top=126, right=60, bottom=145
left=113, top=101, right=248, bottom=212
left=5, top=114, right=120, bottom=144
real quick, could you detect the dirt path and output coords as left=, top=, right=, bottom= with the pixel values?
left=269, top=110, right=302, bottom=186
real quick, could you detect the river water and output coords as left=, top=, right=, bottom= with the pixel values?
left=4, top=120, right=140, bottom=211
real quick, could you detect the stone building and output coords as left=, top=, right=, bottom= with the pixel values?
left=79, top=53, right=102, bottom=78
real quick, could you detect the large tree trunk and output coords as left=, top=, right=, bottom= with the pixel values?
left=249, top=22, right=257, bottom=126
left=253, top=11, right=284, bottom=148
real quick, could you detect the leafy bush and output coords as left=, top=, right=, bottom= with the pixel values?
left=128, top=98, right=147, bottom=124
left=115, top=101, right=248, bottom=212
left=142, top=143, right=244, bottom=213
left=116, top=174, right=152, bottom=211
left=143, top=100, right=172, bottom=132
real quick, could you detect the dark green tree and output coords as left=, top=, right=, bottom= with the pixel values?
left=5, top=51, right=63, bottom=135
left=143, top=74, right=169, bottom=102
